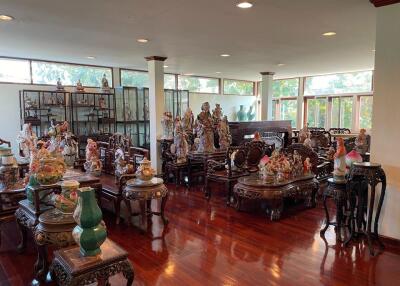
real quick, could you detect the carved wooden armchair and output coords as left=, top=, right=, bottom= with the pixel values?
left=0, top=138, right=11, bottom=147
left=205, top=141, right=274, bottom=204
left=329, top=128, right=351, bottom=134
left=98, top=134, right=132, bottom=175
left=309, top=131, right=332, bottom=153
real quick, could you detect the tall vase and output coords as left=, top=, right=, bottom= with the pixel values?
left=237, top=105, right=246, bottom=121
left=247, top=106, right=255, bottom=121
left=72, top=187, right=107, bottom=256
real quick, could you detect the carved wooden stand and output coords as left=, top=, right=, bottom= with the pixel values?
left=233, top=174, right=319, bottom=221
left=50, top=239, right=134, bottom=286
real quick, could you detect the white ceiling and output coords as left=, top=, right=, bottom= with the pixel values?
left=0, top=0, right=376, bottom=81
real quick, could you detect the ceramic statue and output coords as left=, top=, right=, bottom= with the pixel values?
left=99, top=97, right=106, bottom=109
left=247, top=106, right=255, bottom=121
left=84, top=139, right=102, bottom=176
left=56, top=78, right=65, bottom=91
left=345, top=150, right=363, bottom=168
left=196, top=115, right=215, bottom=153
left=292, top=150, right=304, bottom=177
left=299, top=124, right=311, bottom=143
left=16, top=123, right=37, bottom=164
left=54, top=180, right=79, bottom=214
left=303, top=138, right=312, bottom=149
left=72, top=187, right=107, bottom=256
left=171, top=117, right=189, bottom=163
left=161, top=111, right=174, bottom=140
left=36, top=157, right=66, bottom=185
left=355, top=128, right=368, bottom=155
left=114, top=148, right=134, bottom=180
left=61, top=132, right=78, bottom=167
left=333, top=138, right=347, bottom=182
left=101, top=74, right=110, bottom=92
left=76, top=79, right=85, bottom=92
left=218, top=116, right=231, bottom=150
left=212, top=104, right=223, bottom=126
left=303, top=157, right=312, bottom=174
left=237, top=105, right=246, bottom=121
left=182, top=107, right=194, bottom=134
left=199, top=102, right=212, bottom=119
left=135, top=157, right=156, bottom=181
left=253, top=131, right=262, bottom=142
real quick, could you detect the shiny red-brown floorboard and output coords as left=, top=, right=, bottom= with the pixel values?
left=1, top=182, right=400, bottom=286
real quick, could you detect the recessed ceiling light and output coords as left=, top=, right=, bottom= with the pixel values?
left=220, top=54, right=231, bottom=57
left=215, top=72, right=221, bottom=74
left=87, top=56, right=96, bottom=59
left=183, top=73, right=193, bottom=76
left=0, top=15, right=14, bottom=21
left=137, top=38, right=149, bottom=43
left=372, top=49, right=376, bottom=52
left=236, top=2, right=253, bottom=9
left=163, top=65, right=168, bottom=68
left=322, top=32, right=336, bottom=37
left=277, top=63, right=285, bottom=67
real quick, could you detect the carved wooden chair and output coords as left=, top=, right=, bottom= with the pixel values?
left=329, top=128, right=351, bottom=134
left=205, top=141, right=274, bottom=204
left=0, top=138, right=11, bottom=147
left=309, top=131, right=332, bottom=153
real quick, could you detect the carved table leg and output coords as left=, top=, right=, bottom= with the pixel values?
left=320, top=194, right=330, bottom=237
left=114, top=198, right=121, bottom=225
left=204, top=177, right=210, bottom=200
left=139, top=201, right=147, bottom=227
left=160, top=193, right=169, bottom=225
left=16, top=217, right=27, bottom=253
left=35, top=245, right=49, bottom=282
left=123, top=198, right=133, bottom=227
left=267, top=199, right=283, bottom=221
left=122, top=259, right=135, bottom=286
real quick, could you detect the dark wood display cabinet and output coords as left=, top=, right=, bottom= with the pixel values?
left=19, top=89, right=70, bottom=137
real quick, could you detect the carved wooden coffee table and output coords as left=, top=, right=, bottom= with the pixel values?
left=233, top=174, right=319, bottom=221
left=50, top=238, right=134, bottom=286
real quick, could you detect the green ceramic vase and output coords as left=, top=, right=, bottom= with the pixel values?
left=72, top=187, right=107, bottom=256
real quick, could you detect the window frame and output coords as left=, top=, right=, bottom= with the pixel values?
left=119, top=68, right=179, bottom=89
left=0, top=56, right=32, bottom=85
left=177, top=74, right=221, bottom=94
left=223, top=78, right=255, bottom=96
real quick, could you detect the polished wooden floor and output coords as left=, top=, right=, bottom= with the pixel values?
left=1, top=181, right=400, bottom=286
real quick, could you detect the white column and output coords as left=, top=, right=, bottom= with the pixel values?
left=112, top=67, right=120, bottom=87
left=146, top=56, right=167, bottom=173
left=260, top=72, right=275, bottom=120
left=297, top=77, right=305, bottom=130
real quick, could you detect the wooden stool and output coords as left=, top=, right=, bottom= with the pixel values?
left=50, top=239, right=134, bottom=286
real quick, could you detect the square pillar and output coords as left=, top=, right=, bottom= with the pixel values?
left=146, top=56, right=167, bottom=173
left=260, top=72, right=275, bottom=120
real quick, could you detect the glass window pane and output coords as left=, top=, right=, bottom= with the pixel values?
left=273, top=78, right=299, bottom=98
left=331, top=97, right=353, bottom=129
left=32, top=61, right=112, bottom=87
left=272, top=100, right=277, bottom=120
left=178, top=76, right=219, bottom=93
left=164, top=74, right=176, bottom=89
left=307, top=98, right=327, bottom=128
left=0, top=58, right=31, bottom=83
left=223, top=79, right=254, bottom=95
left=121, top=70, right=149, bottom=88
left=331, top=98, right=340, bottom=128
left=305, top=71, right=373, bottom=95
left=359, top=96, right=373, bottom=129
left=280, top=99, right=297, bottom=128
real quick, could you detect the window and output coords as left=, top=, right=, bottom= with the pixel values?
left=223, top=79, right=255, bottom=95
left=164, top=74, right=176, bottom=89
left=0, top=58, right=31, bottom=83
left=121, top=70, right=149, bottom=88
left=273, top=78, right=299, bottom=98
left=178, top=75, right=219, bottom=93
left=305, top=71, right=373, bottom=96
left=280, top=99, right=297, bottom=128
left=272, top=100, right=278, bottom=120
left=31, top=61, right=112, bottom=87
left=306, top=98, right=327, bottom=128
left=359, top=96, right=373, bottom=129
left=331, top=97, right=353, bottom=129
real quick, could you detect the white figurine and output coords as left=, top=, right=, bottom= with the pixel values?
left=16, top=123, right=37, bottom=163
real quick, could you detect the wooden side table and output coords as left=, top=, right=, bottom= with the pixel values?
left=320, top=178, right=349, bottom=242
left=123, top=177, right=169, bottom=227
left=33, top=208, right=76, bottom=282
left=346, top=162, right=386, bottom=256
left=50, top=239, right=134, bottom=286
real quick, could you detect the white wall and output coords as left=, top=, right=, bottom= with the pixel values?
left=370, top=3, right=400, bottom=240
left=189, top=92, right=258, bottom=122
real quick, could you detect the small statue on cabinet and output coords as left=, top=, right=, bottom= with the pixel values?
left=196, top=110, right=215, bottom=153
left=212, top=103, right=223, bottom=126
left=218, top=116, right=231, bottom=150
left=124, top=106, right=133, bottom=121
left=16, top=123, right=37, bottom=164
left=76, top=79, right=85, bottom=92
left=355, top=128, right=368, bottom=155
left=333, top=138, right=347, bottom=182
left=143, top=103, right=149, bottom=121
left=303, top=157, right=312, bottom=174
left=292, top=150, right=303, bottom=177
left=135, top=157, right=155, bottom=182
left=298, top=124, right=311, bottom=143
left=99, top=97, right=106, bottom=109
left=56, top=78, right=65, bottom=91
left=114, top=148, right=134, bottom=182
left=101, top=74, right=110, bottom=92
left=171, top=118, right=189, bottom=164
left=303, top=137, right=312, bottom=149
left=61, top=132, right=78, bottom=167
left=182, top=107, right=194, bottom=134
left=84, top=139, right=102, bottom=176
left=161, top=111, right=174, bottom=140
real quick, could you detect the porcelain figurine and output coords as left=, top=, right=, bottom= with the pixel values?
left=299, top=124, right=311, bottom=143
left=114, top=148, right=134, bottom=181
left=326, top=147, right=336, bottom=161
left=101, top=74, right=110, bottom=92
left=56, top=78, right=64, bottom=91
left=237, top=105, right=246, bottom=121
left=16, top=123, right=37, bottom=163
left=172, top=133, right=189, bottom=164
left=333, top=138, right=347, bottom=182
left=54, top=180, right=79, bottom=214
left=212, top=104, right=223, bottom=126
left=199, top=102, right=212, bottom=120
left=135, top=157, right=156, bottom=181
left=36, top=157, right=66, bottom=185
left=218, top=116, right=231, bottom=150
left=253, top=131, right=262, bottom=142
left=345, top=150, right=363, bottom=168
left=196, top=115, right=215, bottom=153
left=61, top=132, right=78, bottom=167
left=76, top=79, right=85, bottom=92
left=99, top=97, right=106, bottom=109
left=355, top=128, right=368, bottom=155
left=303, top=157, right=312, bottom=174
left=182, top=107, right=194, bottom=134
left=247, top=105, right=256, bottom=121
left=292, top=150, right=304, bottom=177
left=161, top=111, right=174, bottom=139
left=84, top=139, right=102, bottom=176
left=72, top=187, right=107, bottom=256
left=303, top=138, right=312, bottom=149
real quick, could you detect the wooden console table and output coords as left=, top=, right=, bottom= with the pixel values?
left=233, top=174, right=319, bottom=221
